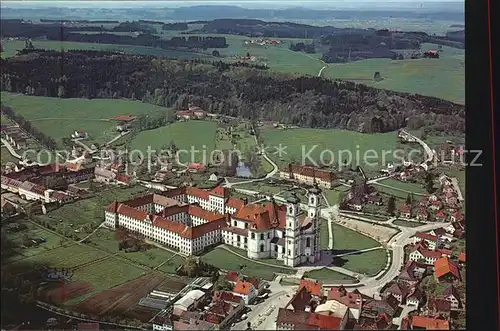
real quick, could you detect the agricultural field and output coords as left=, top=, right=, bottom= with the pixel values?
left=262, top=128, right=399, bottom=176
left=200, top=246, right=296, bottom=280
left=303, top=268, right=356, bottom=282
left=0, top=92, right=172, bottom=146
left=321, top=43, right=464, bottom=104
left=36, top=185, right=149, bottom=240
left=68, top=258, right=146, bottom=302
left=73, top=272, right=169, bottom=321
left=0, top=40, right=211, bottom=60
left=130, top=120, right=218, bottom=164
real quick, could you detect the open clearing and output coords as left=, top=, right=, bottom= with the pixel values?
left=263, top=128, right=399, bottom=176
left=335, top=249, right=388, bottom=276
left=200, top=246, right=295, bottom=280
left=321, top=43, right=464, bottom=104
left=1, top=92, right=171, bottom=146
left=330, top=216, right=398, bottom=245
left=130, top=120, right=218, bottom=164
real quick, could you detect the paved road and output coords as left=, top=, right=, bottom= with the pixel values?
left=318, top=66, right=327, bottom=77
left=399, top=129, right=435, bottom=165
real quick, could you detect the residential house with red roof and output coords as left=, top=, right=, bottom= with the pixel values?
left=104, top=184, right=323, bottom=266
left=299, top=279, right=323, bottom=297
left=205, top=291, right=244, bottom=329
left=398, top=204, right=412, bottom=218
left=434, top=257, right=461, bottom=282
left=408, top=243, right=442, bottom=265
left=279, top=163, right=336, bottom=189
left=417, top=208, right=429, bottom=221
left=458, top=252, right=465, bottom=265
left=276, top=308, right=347, bottom=330
left=409, top=316, right=449, bottom=330
left=232, top=280, right=257, bottom=304
left=410, top=232, right=441, bottom=250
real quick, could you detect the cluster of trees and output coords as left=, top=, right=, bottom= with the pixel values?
left=289, top=42, right=316, bottom=53
left=1, top=52, right=465, bottom=134
left=162, top=22, right=189, bottom=31
left=111, top=21, right=156, bottom=34
left=1, top=105, right=58, bottom=149
left=176, top=256, right=219, bottom=278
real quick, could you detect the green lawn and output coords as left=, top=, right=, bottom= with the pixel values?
left=1, top=146, right=19, bottom=166
left=236, top=181, right=286, bottom=195
left=376, top=178, right=427, bottom=194
left=262, top=128, right=399, bottom=176
left=36, top=186, right=149, bottom=240
left=374, top=185, right=414, bottom=199
left=320, top=220, right=382, bottom=251
left=321, top=43, right=464, bottom=104
left=323, top=187, right=350, bottom=205
left=338, top=249, right=388, bottom=276
left=200, top=246, right=295, bottom=280
left=130, top=120, right=218, bottom=164
left=1, top=40, right=211, bottom=60
left=87, top=228, right=185, bottom=274
left=1, top=92, right=171, bottom=146
left=4, top=222, right=72, bottom=264
left=303, top=268, right=356, bottom=282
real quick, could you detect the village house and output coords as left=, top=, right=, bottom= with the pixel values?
left=279, top=163, right=336, bottom=189
left=299, top=279, right=324, bottom=298
left=94, top=166, right=116, bottom=183
left=417, top=208, right=429, bottom=221
left=442, top=285, right=462, bottom=310
left=71, top=130, right=89, bottom=139
left=398, top=204, right=412, bottom=218
left=232, top=280, right=256, bottom=304
left=449, top=210, right=464, bottom=223
left=383, top=283, right=409, bottom=304
left=205, top=291, right=245, bottom=328
left=409, top=316, right=449, bottom=330
left=408, top=243, right=442, bottom=265
left=434, top=257, right=461, bottom=282
left=406, top=287, right=424, bottom=307
left=458, top=252, right=466, bottom=265
left=187, top=162, right=206, bottom=173
left=429, top=200, right=442, bottom=211
left=410, top=232, right=442, bottom=250
left=276, top=307, right=348, bottom=330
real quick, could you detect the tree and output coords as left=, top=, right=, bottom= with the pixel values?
left=406, top=194, right=412, bottom=205
left=373, top=72, right=382, bottom=81
left=387, top=196, right=396, bottom=216
left=212, top=50, right=220, bottom=57
left=246, top=51, right=250, bottom=58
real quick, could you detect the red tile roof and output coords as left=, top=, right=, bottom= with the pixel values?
left=226, top=271, right=240, bottom=282
left=233, top=200, right=286, bottom=231
left=233, top=280, right=254, bottom=295
left=115, top=174, right=132, bottom=184
left=452, top=210, right=464, bottom=220
left=434, top=257, right=461, bottom=280
left=186, top=186, right=210, bottom=200
left=276, top=308, right=342, bottom=330
left=399, top=204, right=411, bottom=213
left=458, top=252, right=465, bottom=263
left=327, top=286, right=361, bottom=309
left=210, top=185, right=229, bottom=198
left=213, top=291, right=243, bottom=304
left=300, top=279, right=323, bottom=296
left=436, top=211, right=446, bottom=218
left=411, top=316, right=449, bottom=330
left=187, top=162, right=206, bottom=170
left=286, top=163, right=336, bottom=182
left=414, top=232, right=438, bottom=242
left=226, top=197, right=245, bottom=209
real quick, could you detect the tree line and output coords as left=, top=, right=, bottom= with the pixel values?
left=0, top=51, right=465, bottom=135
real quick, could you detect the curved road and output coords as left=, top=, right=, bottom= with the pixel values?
left=399, top=129, right=435, bottom=166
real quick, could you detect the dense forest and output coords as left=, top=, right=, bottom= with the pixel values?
left=0, top=51, right=465, bottom=135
